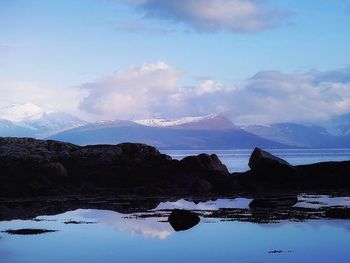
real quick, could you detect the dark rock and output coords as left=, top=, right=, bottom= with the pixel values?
left=64, top=220, right=96, bottom=224
left=249, top=196, right=298, bottom=209
left=325, top=208, right=350, bottom=219
left=2, top=229, right=57, bottom=235
left=249, top=148, right=295, bottom=174
left=168, top=209, right=200, bottom=231
left=181, top=153, right=229, bottom=174
left=0, top=137, right=233, bottom=197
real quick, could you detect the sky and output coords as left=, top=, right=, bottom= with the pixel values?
left=1, top=0, right=350, bottom=124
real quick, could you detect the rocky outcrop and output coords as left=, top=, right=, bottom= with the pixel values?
left=168, top=209, right=200, bottom=231
left=0, top=137, right=233, bottom=197
left=2, top=138, right=350, bottom=198
left=235, top=147, right=350, bottom=191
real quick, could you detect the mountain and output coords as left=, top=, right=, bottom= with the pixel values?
left=322, top=113, right=350, bottom=136
left=0, top=102, right=44, bottom=122
left=241, top=123, right=348, bottom=148
left=0, top=119, right=35, bottom=137
left=135, top=114, right=238, bottom=130
left=0, top=103, right=87, bottom=138
left=49, top=115, right=289, bottom=149
left=21, top=111, right=87, bottom=137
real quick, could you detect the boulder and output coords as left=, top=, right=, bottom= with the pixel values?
left=168, top=209, right=200, bottom=231
left=247, top=148, right=297, bottom=182
left=180, top=153, right=229, bottom=174
left=249, top=148, right=292, bottom=171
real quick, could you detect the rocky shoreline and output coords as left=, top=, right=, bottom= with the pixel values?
left=1, top=137, right=350, bottom=222
left=1, top=137, right=350, bottom=198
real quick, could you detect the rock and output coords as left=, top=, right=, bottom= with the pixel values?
left=0, top=137, right=232, bottom=197
left=244, top=148, right=298, bottom=187
left=168, top=209, right=200, bottom=231
left=249, top=148, right=293, bottom=171
left=181, top=153, right=229, bottom=174
left=325, top=208, right=350, bottom=219
left=41, top=162, right=67, bottom=177
left=249, top=196, right=298, bottom=209
left=2, top=229, right=57, bottom=235
left=190, top=178, right=213, bottom=194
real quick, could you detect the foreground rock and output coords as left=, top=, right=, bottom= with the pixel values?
left=325, top=208, right=350, bottom=219
left=168, top=209, right=200, bottom=231
left=2, top=138, right=350, bottom=198
left=0, top=137, right=232, bottom=197
left=235, top=148, right=350, bottom=192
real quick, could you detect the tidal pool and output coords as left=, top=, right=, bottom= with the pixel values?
left=1, top=196, right=350, bottom=263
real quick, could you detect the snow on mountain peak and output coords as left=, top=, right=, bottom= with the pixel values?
left=135, top=114, right=217, bottom=127
left=0, top=102, right=45, bottom=122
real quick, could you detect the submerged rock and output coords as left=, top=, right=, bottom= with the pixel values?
left=325, top=208, right=350, bottom=219
left=2, top=229, right=57, bottom=235
left=249, top=196, right=298, bottom=209
left=168, top=209, right=200, bottom=231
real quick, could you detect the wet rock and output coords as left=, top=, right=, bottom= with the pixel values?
left=2, top=229, right=57, bottom=235
left=325, top=208, right=350, bottom=219
left=64, top=220, right=97, bottom=224
left=249, top=196, right=298, bottom=209
left=181, top=153, right=229, bottom=174
left=0, top=137, right=232, bottom=197
left=248, top=148, right=295, bottom=175
left=168, top=209, right=200, bottom=231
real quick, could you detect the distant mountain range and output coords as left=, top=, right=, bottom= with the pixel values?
left=48, top=114, right=286, bottom=149
left=0, top=103, right=87, bottom=138
left=1, top=102, right=350, bottom=149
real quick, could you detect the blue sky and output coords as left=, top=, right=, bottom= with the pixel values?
left=1, top=0, right=350, bottom=124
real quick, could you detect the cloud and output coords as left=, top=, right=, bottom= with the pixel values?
left=130, top=0, right=291, bottom=33
left=0, top=80, right=86, bottom=117
left=79, top=62, right=182, bottom=119
left=227, top=69, right=350, bottom=124
left=78, top=63, right=350, bottom=125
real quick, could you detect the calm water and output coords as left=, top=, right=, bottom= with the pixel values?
left=163, top=149, right=350, bottom=172
left=1, top=196, right=350, bottom=263
left=2, top=149, right=350, bottom=263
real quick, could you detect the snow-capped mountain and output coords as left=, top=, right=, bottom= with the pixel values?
left=322, top=113, right=350, bottom=136
left=0, top=102, right=45, bottom=122
left=241, top=123, right=347, bottom=148
left=0, top=103, right=87, bottom=138
left=135, top=114, right=237, bottom=130
left=49, top=114, right=287, bottom=149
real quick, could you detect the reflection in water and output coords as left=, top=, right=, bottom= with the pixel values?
left=80, top=209, right=173, bottom=239
left=154, top=198, right=253, bottom=210
left=295, top=194, right=350, bottom=208
left=2, top=196, right=350, bottom=263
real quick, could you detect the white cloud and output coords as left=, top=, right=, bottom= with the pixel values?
left=3, top=63, right=350, bottom=126
left=131, top=0, right=291, bottom=33
left=78, top=63, right=350, bottom=125
left=79, top=62, right=182, bottom=119
left=0, top=80, right=87, bottom=118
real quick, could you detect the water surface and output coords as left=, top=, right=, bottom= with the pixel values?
left=1, top=196, right=350, bottom=263
left=163, top=149, right=350, bottom=172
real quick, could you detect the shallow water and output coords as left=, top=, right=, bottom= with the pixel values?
left=163, top=148, right=350, bottom=172
left=1, top=196, right=350, bottom=263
